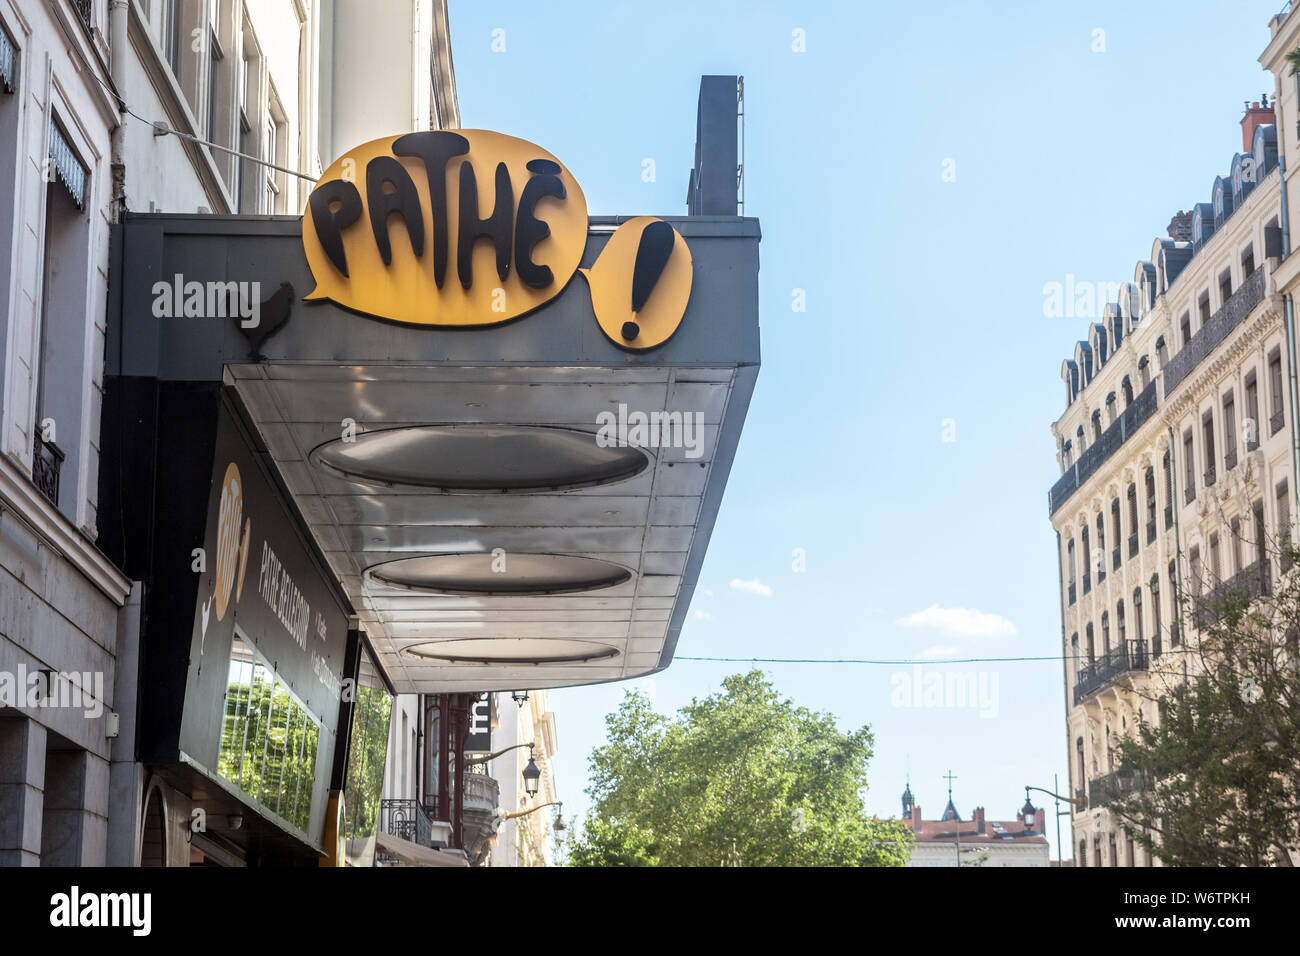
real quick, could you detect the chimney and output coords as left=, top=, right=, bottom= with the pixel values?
left=1035, top=808, right=1046, bottom=833
left=1242, top=97, right=1275, bottom=153
left=911, top=805, right=922, bottom=833
left=1167, top=210, right=1193, bottom=242
left=974, top=806, right=985, bottom=833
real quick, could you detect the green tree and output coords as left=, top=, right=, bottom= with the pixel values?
left=568, top=670, right=912, bottom=866
left=1109, top=540, right=1300, bottom=866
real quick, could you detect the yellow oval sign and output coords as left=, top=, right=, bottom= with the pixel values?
left=303, top=130, right=588, bottom=327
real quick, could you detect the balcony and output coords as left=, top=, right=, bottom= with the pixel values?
left=1271, top=409, right=1285, bottom=436
left=71, top=0, right=93, bottom=30
left=1050, top=382, right=1158, bottom=515
left=1194, top=563, right=1272, bottom=627
left=463, top=771, right=500, bottom=817
left=1088, top=767, right=1147, bottom=808
left=32, top=432, right=64, bottom=508
left=379, top=798, right=452, bottom=849
left=1162, top=265, right=1267, bottom=395
left=1074, top=639, right=1149, bottom=705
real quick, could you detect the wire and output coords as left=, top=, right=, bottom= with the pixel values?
left=677, top=648, right=1206, bottom=666
left=79, top=57, right=319, bottom=184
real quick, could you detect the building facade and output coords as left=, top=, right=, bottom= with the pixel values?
left=1049, top=9, right=1300, bottom=866
left=901, top=783, right=1050, bottom=867
left=0, top=0, right=462, bottom=866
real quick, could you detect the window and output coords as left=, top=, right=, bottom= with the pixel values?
left=1111, top=498, right=1122, bottom=569
left=1269, top=348, right=1284, bottom=435
left=1071, top=631, right=1079, bottom=666
left=1079, top=840, right=1087, bottom=868
left=1183, top=429, right=1196, bottom=502
left=1210, top=532, right=1220, bottom=583
left=1117, top=599, right=1126, bottom=646
left=1145, top=467, right=1156, bottom=542
left=1163, top=450, right=1174, bottom=528
left=1082, top=526, right=1091, bottom=593
left=1278, top=480, right=1291, bottom=571
left=1169, top=559, right=1181, bottom=646
left=1202, top=409, right=1216, bottom=487
left=1190, top=546, right=1202, bottom=597
left=1219, top=269, right=1232, bottom=305
left=1198, top=292, right=1211, bottom=327
left=1067, top=537, right=1077, bottom=604
left=1133, top=588, right=1144, bottom=646
left=206, top=27, right=223, bottom=147
left=1245, top=370, right=1260, bottom=450
left=1151, top=574, right=1162, bottom=657
left=1231, top=516, right=1242, bottom=573
left=1223, top=390, right=1237, bottom=470
left=163, top=0, right=184, bottom=80
left=1179, top=312, right=1192, bottom=349
left=1254, top=500, right=1267, bottom=589
left=1122, top=376, right=1134, bottom=406
left=34, top=117, right=91, bottom=517
left=264, top=112, right=282, bottom=213
left=217, top=634, right=320, bottom=832
left=1242, top=245, right=1255, bottom=279
left=1096, top=512, right=1106, bottom=582
left=1086, top=623, right=1096, bottom=663
left=1092, top=409, right=1102, bottom=443
left=1127, top=484, right=1139, bottom=557
left=1100, top=613, right=1109, bottom=655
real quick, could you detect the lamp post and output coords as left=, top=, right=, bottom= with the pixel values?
left=522, top=748, right=542, bottom=798
left=1025, top=775, right=1084, bottom=866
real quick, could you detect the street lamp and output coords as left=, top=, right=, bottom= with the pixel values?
left=1025, top=775, right=1085, bottom=866
left=522, top=747, right=542, bottom=798
left=511, top=690, right=529, bottom=707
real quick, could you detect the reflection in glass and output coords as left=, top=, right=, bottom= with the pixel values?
left=217, top=635, right=322, bottom=838
left=343, top=645, right=394, bottom=866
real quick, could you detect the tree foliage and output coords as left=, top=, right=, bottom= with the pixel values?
left=1110, top=541, right=1300, bottom=866
left=568, top=671, right=912, bottom=866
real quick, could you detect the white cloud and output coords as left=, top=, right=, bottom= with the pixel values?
left=894, top=605, right=1016, bottom=639
left=919, top=645, right=959, bottom=659
left=702, top=588, right=714, bottom=598
left=695, top=609, right=713, bottom=621
left=729, top=577, right=772, bottom=598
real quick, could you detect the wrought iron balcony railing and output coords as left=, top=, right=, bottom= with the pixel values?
left=1088, top=766, right=1147, bottom=808
left=1050, top=382, right=1158, bottom=515
left=32, top=432, right=64, bottom=507
left=1193, top=563, right=1272, bottom=627
left=1162, top=265, right=1267, bottom=395
left=1271, top=409, right=1285, bottom=436
left=1074, top=639, right=1149, bottom=705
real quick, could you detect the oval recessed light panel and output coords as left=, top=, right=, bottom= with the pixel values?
left=365, top=552, right=633, bottom=595
left=310, top=424, right=649, bottom=492
left=404, top=638, right=620, bottom=665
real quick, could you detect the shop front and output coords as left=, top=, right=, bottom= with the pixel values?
left=99, top=79, right=759, bottom=864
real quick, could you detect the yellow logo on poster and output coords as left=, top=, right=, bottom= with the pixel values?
left=303, top=130, right=588, bottom=327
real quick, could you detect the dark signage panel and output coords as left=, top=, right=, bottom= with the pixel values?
left=178, top=401, right=350, bottom=846
left=465, top=693, right=492, bottom=753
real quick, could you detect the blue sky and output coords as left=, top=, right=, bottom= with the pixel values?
left=449, top=0, right=1283, bottom=861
